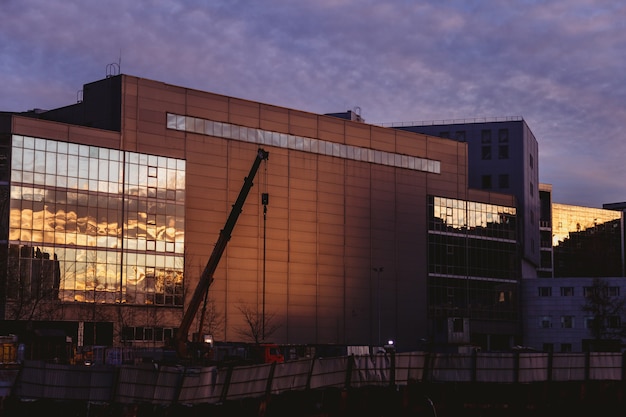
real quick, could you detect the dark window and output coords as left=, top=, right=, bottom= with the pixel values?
left=498, top=129, right=509, bottom=142
left=561, top=316, right=574, bottom=328
left=560, top=287, right=574, bottom=296
left=498, top=174, right=509, bottom=188
left=607, top=316, right=621, bottom=328
left=529, top=153, right=534, bottom=168
left=440, top=131, right=449, bottom=138
left=455, top=131, right=466, bottom=141
left=481, top=175, right=492, bottom=189
left=560, top=343, right=572, bottom=352
left=498, top=145, right=509, bottom=159
left=482, top=146, right=491, bottom=160
left=538, top=287, right=552, bottom=297
left=452, top=318, right=464, bottom=333
left=481, top=130, right=492, bottom=143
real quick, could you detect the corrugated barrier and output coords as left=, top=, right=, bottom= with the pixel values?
left=6, top=351, right=626, bottom=406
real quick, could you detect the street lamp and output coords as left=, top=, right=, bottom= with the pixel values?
left=262, top=192, right=269, bottom=341
left=372, top=267, right=383, bottom=346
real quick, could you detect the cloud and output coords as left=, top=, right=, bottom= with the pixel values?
left=2, top=0, right=626, bottom=206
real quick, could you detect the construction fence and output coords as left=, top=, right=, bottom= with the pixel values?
left=3, top=350, right=626, bottom=406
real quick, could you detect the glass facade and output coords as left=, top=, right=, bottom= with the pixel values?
left=552, top=203, right=624, bottom=277
left=428, top=196, right=519, bottom=320
left=5, top=135, right=186, bottom=312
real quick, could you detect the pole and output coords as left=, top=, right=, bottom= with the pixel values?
left=262, top=193, right=268, bottom=341
left=373, top=267, right=384, bottom=346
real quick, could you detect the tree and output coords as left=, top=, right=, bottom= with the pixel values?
left=234, top=302, right=280, bottom=344
left=581, top=278, right=626, bottom=342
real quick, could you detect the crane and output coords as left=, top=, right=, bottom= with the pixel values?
left=174, top=148, right=269, bottom=358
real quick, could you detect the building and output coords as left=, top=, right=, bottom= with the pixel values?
left=522, top=277, right=626, bottom=352
left=390, top=118, right=540, bottom=279
left=0, top=74, right=520, bottom=353
left=522, top=200, right=626, bottom=352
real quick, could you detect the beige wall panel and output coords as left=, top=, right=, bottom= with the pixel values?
left=68, top=126, right=120, bottom=149
left=289, top=251, right=317, bottom=265
left=229, top=98, right=260, bottom=128
left=185, top=90, right=229, bottom=112
left=318, top=117, right=345, bottom=144
left=289, top=218, right=317, bottom=234
left=260, top=104, right=289, bottom=123
left=371, top=128, right=396, bottom=153
left=229, top=224, right=260, bottom=240
left=345, top=122, right=370, bottom=141
left=318, top=228, right=345, bottom=245
left=318, top=129, right=345, bottom=144
left=137, top=109, right=166, bottom=137
left=317, top=201, right=344, bottom=216
left=316, top=211, right=344, bottom=226
left=289, top=176, right=318, bottom=192
left=295, top=157, right=320, bottom=177
left=136, top=94, right=176, bottom=113
left=260, top=105, right=289, bottom=133
left=13, top=117, right=70, bottom=141
left=395, top=131, right=428, bottom=156
left=266, top=215, right=289, bottom=234
left=137, top=79, right=186, bottom=104
left=317, top=159, right=345, bottom=177
left=289, top=187, right=318, bottom=202
left=225, top=252, right=259, bottom=270
left=426, top=137, right=465, bottom=162
left=318, top=252, right=344, bottom=268
left=288, top=259, right=317, bottom=275
left=186, top=90, right=229, bottom=117
left=426, top=177, right=464, bottom=200
left=135, top=134, right=185, bottom=158
left=288, top=208, right=316, bottom=223
left=288, top=111, right=318, bottom=138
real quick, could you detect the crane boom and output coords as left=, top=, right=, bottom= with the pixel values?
left=175, top=148, right=269, bottom=358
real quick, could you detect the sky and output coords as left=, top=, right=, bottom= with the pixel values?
left=2, top=0, right=625, bottom=208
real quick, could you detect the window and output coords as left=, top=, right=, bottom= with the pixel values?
left=542, top=343, right=554, bottom=352
left=560, top=287, right=574, bottom=296
left=498, top=174, right=509, bottom=189
left=609, top=287, right=620, bottom=297
left=482, top=146, right=492, bottom=160
left=481, top=130, right=492, bottom=143
left=538, top=287, right=552, bottom=297
left=540, top=316, right=552, bottom=328
left=440, top=131, right=450, bottom=138
left=561, top=315, right=574, bottom=328
left=481, top=175, right=492, bottom=189
left=584, top=316, right=595, bottom=329
left=529, top=153, right=534, bottom=169
left=498, top=129, right=509, bottom=142
left=498, top=144, right=509, bottom=159
left=452, top=318, right=464, bottom=333
left=607, top=316, right=621, bottom=328
left=455, top=131, right=466, bottom=141
left=560, top=343, right=572, bottom=353
left=583, top=287, right=594, bottom=297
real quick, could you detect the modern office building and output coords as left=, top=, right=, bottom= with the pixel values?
left=391, top=119, right=540, bottom=279
left=522, top=199, right=626, bottom=352
left=522, top=277, right=626, bottom=352
left=0, top=74, right=521, bottom=352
